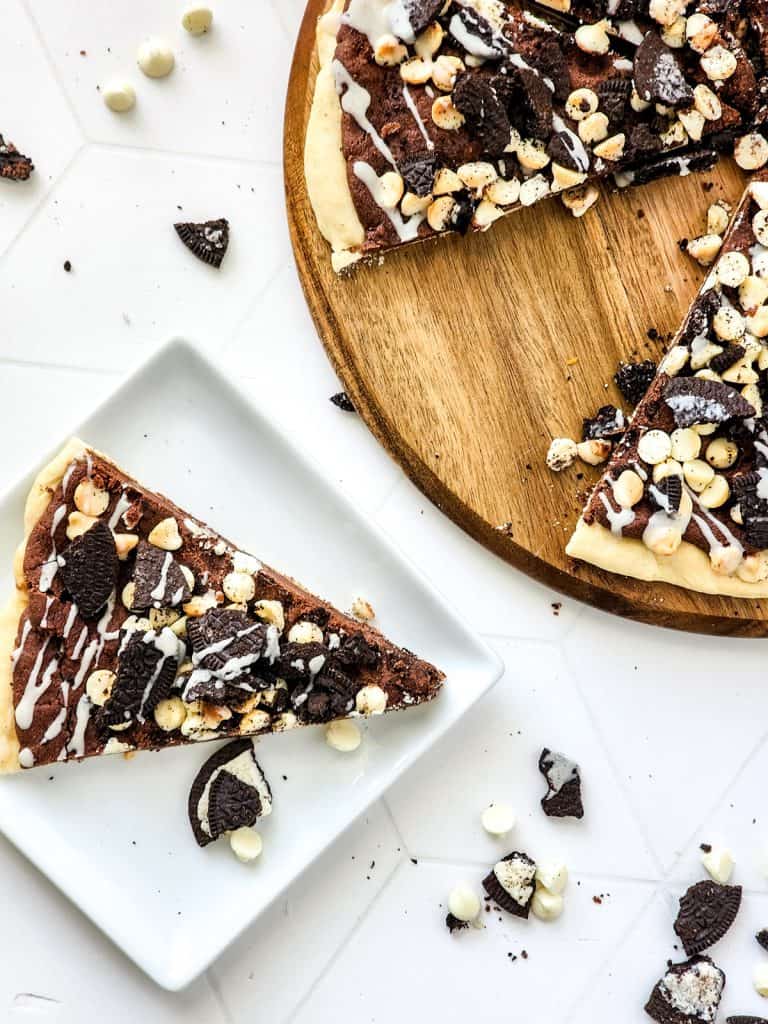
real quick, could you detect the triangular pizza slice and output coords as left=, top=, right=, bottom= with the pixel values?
left=0, top=440, right=443, bottom=772
left=306, top=0, right=766, bottom=272
left=567, top=172, right=768, bottom=595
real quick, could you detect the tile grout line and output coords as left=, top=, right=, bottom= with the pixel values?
left=203, top=970, right=237, bottom=1024
left=89, top=139, right=282, bottom=169
left=0, top=356, right=120, bottom=377
left=380, top=795, right=414, bottom=861
left=283, top=854, right=407, bottom=1024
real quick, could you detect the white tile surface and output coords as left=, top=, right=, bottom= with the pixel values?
left=3, top=0, right=768, bottom=1018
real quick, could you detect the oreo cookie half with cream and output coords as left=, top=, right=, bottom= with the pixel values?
left=188, top=738, right=272, bottom=848
left=482, top=851, right=537, bottom=918
left=645, top=956, right=725, bottom=1024
left=539, top=748, right=584, bottom=819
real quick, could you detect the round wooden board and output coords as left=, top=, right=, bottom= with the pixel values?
left=283, top=0, right=768, bottom=636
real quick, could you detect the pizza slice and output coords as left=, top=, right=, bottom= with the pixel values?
left=305, top=0, right=765, bottom=272
left=0, top=440, right=443, bottom=772
left=567, top=172, right=768, bottom=595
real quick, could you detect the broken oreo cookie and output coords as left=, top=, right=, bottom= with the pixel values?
left=645, top=956, right=725, bottom=1024
left=188, top=737, right=272, bottom=847
left=614, top=360, right=656, bottom=406
left=452, top=73, right=511, bottom=156
left=398, top=151, right=437, bottom=198
left=582, top=404, right=626, bottom=442
left=103, top=626, right=183, bottom=728
left=482, top=851, right=537, bottom=918
left=0, top=134, right=34, bottom=181
left=131, top=540, right=191, bottom=610
left=330, top=391, right=356, bottom=412
left=445, top=913, right=469, bottom=933
left=58, top=520, right=119, bottom=620
left=174, top=218, right=229, bottom=268
left=757, top=928, right=768, bottom=951
left=633, top=31, right=694, bottom=108
left=187, top=608, right=268, bottom=675
left=539, top=747, right=583, bottom=819
left=664, top=377, right=755, bottom=429
left=674, top=881, right=742, bottom=956
left=400, top=0, right=444, bottom=38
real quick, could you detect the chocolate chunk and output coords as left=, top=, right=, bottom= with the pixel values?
left=330, top=391, right=356, bottom=412
left=682, top=289, right=721, bottom=346
left=183, top=670, right=264, bottom=706
left=445, top=912, right=469, bottom=933
left=482, top=851, right=537, bottom=918
left=131, top=541, right=191, bottom=610
left=582, top=404, right=626, bottom=441
left=633, top=31, right=694, bottom=108
left=0, top=134, right=34, bottom=181
left=399, top=151, right=437, bottom=198
left=401, top=0, right=446, bottom=37
left=188, top=738, right=272, bottom=847
left=58, top=521, right=119, bottom=620
left=650, top=473, right=682, bottom=515
left=275, top=641, right=328, bottom=682
left=451, top=193, right=475, bottom=234
left=597, top=78, right=631, bottom=125
left=103, top=627, right=182, bottom=728
left=614, top=360, right=657, bottom=406
left=187, top=608, right=267, bottom=674
left=674, top=881, right=742, bottom=956
left=645, top=956, right=725, bottom=1024
left=539, top=747, right=583, bottom=818
left=627, top=123, right=664, bottom=161
left=527, top=38, right=570, bottom=102
left=664, top=377, right=756, bottom=428
left=174, top=218, right=229, bottom=268
left=503, top=67, right=553, bottom=141
left=710, top=345, right=746, bottom=376
left=756, top=928, right=768, bottom=951
left=547, top=128, right=587, bottom=173
left=334, top=633, right=380, bottom=670
left=453, top=73, right=511, bottom=155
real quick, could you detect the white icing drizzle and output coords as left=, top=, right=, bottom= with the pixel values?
left=136, top=629, right=182, bottom=723
left=19, top=748, right=34, bottom=769
left=449, top=10, right=500, bottom=59
left=341, top=0, right=393, bottom=47
left=353, top=161, right=425, bottom=242
left=72, top=591, right=118, bottom=690
left=61, top=459, right=79, bottom=498
left=551, top=114, right=589, bottom=173
left=599, top=492, right=635, bottom=536
left=15, top=640, right=55, bottom=731
left=62, top=603, right=79, bottom=639
left=612, top=56, right=633, bottom=73
left=150, top=551, right=173, bottom=604
left=333, top=60, right=396, bottom=166
left=631, top=461, right=648, bottom=482
left=39, top=504, right=68, bottom=593
left=67, top=693, right=91, bottom=759
left=42, top=681, right=70, bottom=744
left=108, top=489, right=133, bottom=531
left=40, top=596, right=54, bottom=629
left=72, top=624, right=88, bottom=661
left=11, top=619, right=31, bottom=669
left=191, top=622, right=263, bottom=668
left=402, top=85, right=434, bottom=151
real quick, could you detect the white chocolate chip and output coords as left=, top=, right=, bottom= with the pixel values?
left=137, top=37, right=175, bottom=78
left=183, top=590, right=220, bottom=617
left=239, top=708, right=272, bottom=734
left=565, top=88, right=598, bottom=121
left=717, top=251, right=750, bottom=288
left=592, top=133, right=626, bottom=162
left=735, top=133, right=768, bottom=171
left=678, top=108, right=704, bottom=143
left=374, top=33, right=408, bottom=66
left=516, top=139, right=550, bottom=172
left=637, top=429, right=672, bottom=465
left=485, top=177, right=520, bottom=206
left=738, top=551, right=768, bottom=582
left=472, top=199, right=503, bottom=229
left=223, top=570, right=256, bottom=605
left=402, top=56, right=433, bottom=85
left=122, top=581, right=136, bottom=610
left=85, top=669, right=116, bottom=707
left=705, top=437, right=738, bottom=468
left=103, top=79, right=136, bottom=113
left=519, top=174, right=549, bottom=206
left=754, top=963, right=768, bottom=998
left=531, top=888, right=564, bottom=921
left=287, top=620, right=324, bottom=644
left=685, top=12, right=717, bottom=52
left=457, top=161, right=498, bottom=195
left=693, top=423, right=717, bottom=436
left=739, top=275, right=768, bottom=312
left=698, top=473, right=730, bottom=508
left=701, top=844, right=734, bottom=883
left=432, top=54, right=464, bottom=91
left=575, top=19, right=610, bottom=54
left=660, top=345, right=689, bottom=376
left=578, top=112, right=609, bottom=145
left=712, top=305, right=746, bottom=341
left=754, top=209, right=768, bottom=247
left=401, top=192, right=432, bottom=216
left=536, top=860, right=568, bottom=895
left=431, top=95, right=464, bottom=130
left=700, top=45, right=737, bottom=82
left=670, top=428, right=701, bottom=463
left=74, top=478, right=109, bottom=517
left=546, top=437, right=577, bottom=471
left=414, top=21, right=444, bottom=60
left=661, top=15, right=686, bottom=48
left=480, top=802, right=516, bottom=837
left=253, top=599, right=285, bottom=631
left=149, top=607, right=180, bottom=629
left=683, top=458, right=715, bottom=492
left=649, top=0, right=685, bottom=26
left=613, top=469, right=644, bottom=508
left=229, top=827, right=263, bottom=863
left=693, top=83, right=721, bottom=121
left=433, top=167, right=463, bottom=195
left=576, top=439, right=611, bottom=465
left=352, top=596, right=375, bottom=621
left=448, top=884, right=480, bottom=923
left=66, top=510, right=98, bottom=541
left=181, top=5, right=213, bottom=35
left=710, top=545, right=742, bottom=576
left=355, top=684, right=388, bottom=715
left=748, top=307, right=768, bottom=338
left=560, top=184, right=599, bottom=218
left=644, top=525, right=682, bottom=556
left=325, top=719, right=362, bottom=752
left=631, top=88, right=652, bottom=113
left=750, top=180, right=768, bottom=210
left=427, top=195, right=457, bottom=231
left=653, top=458, right=683, bottom=483
left=706, top=201, right=730, bottom=236
left=148, top=516, right=183, bottom=551
left=550, top=163, right=587, bottom=191
left=153, top=696, right=187, bottom=731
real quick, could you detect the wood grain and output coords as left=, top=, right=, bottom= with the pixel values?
left=283, top=0, right=768, bottom=636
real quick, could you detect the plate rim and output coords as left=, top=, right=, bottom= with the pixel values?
left=0, top=337, right=505, bottom=989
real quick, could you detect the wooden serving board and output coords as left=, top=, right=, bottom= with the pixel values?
left=283, top=0, right=768, bottom=636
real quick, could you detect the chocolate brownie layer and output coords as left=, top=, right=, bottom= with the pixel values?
left=568, top=171, right=768, bottom=595
left=0, top=440, right=443, bottom=771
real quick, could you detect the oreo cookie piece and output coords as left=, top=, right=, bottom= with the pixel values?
left=757, top=928, right=768, bottom=951
left=58, top=521, right=119, bottom=620
left=710, top=345, right=746, bottom=376
left=503, top=66, right=553, bottom=141
left=482, top=851, right=537, bottom=918
left=188, top=738, right=272, bottom=847
left=582, top=404, right=626, bottom=441
left=614, top=360, right=657, bottom=406
left=174, top=218, right=229, bottom=268
left=674, top=881, right=742, bottom=956
left=0, top=134, right=34, bottom=181
left=539, top=748, right=584, bottom=818
left=334, top=633, right=380, bottom=670
left=597, top=78, right=632, bottom=126
left=727, top=1018, right=768, bottom=1023
left=650, top=474, right=682, bottom=515
left=399, top=151, right=437, bottom=198
left=445, top=913, right=469, bottom=933
left=330, top=391, right=356, bottom=412
left=633, top=31, right=694, bottom=108
left=103, top=627, right=183, bottom=728
left=187, top=608, right=267, bottom=675
left=645, top=956, right=725, bottom=1024
left=452, top=73, right=511, bottom=156
left=448, top=5, right=508, bottom=60
left=182, top=669, right=263, bottom=706
left=400, top=0, right=445, bottom=38
left=275, top=641, right=328, bottom=682
left=131, top=541, right=191, bottom=610
left=664, top=377, right=756, bottom=428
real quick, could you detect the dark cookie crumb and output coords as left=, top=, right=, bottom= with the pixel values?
left=330, top=391, right=356, bottom=412
left=174, top=218, right=229, bottom=268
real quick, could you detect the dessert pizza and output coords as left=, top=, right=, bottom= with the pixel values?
left=0, top=439, right=443, bottom=772
left=306, top=0, right=768, bottom=272
left=567, top=174, right=768, bottom=594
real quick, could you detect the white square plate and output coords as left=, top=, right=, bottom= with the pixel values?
left=0, top=340, right=503, bottom=990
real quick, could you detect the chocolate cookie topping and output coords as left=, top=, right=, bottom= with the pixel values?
left=482, top=851, right=537, bottom=918
left=0, top=134, right=34, bottom=181
left=645, top=956, right=725, bottom=1024
left=673, top=881, right=742, bottom=956
left=539, top=747, right=584, bottom=818
left=188, top=738, right=272, bottom=847
left=174, top=218, right=229, bottom=268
